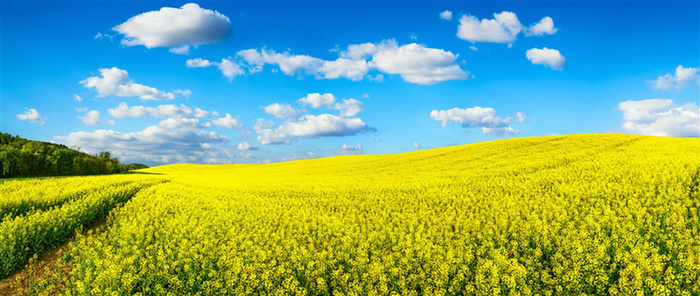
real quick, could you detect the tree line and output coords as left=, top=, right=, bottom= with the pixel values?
left=0, top=133, right=147, bottom=178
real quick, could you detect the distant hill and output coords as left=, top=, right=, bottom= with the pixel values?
left=0, top=133, right=147, bottom=178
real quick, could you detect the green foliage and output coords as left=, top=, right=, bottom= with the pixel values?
left=0, top=133, right=147, bottom=178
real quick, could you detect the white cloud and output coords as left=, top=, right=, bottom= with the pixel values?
left=457, top=12, right=556, bottom=45
left=281, top=152, right=319, bottom=162
left=650, top=65, right=699, bottom=91
left=340, top=40, right=398, bottom=60
left=186, top=58, right=244, bottom=80
left=185, top=57, right=213, bottom=68
left=516, top=112, right=527, bottom=122
left=317, top=58, right=371, bottom=80
left=79, top=110, right=102, bottom=126
left=371, top=43, right=469, bottom=84
left=440, top=10, right=453, bottom=20
left=257, top=93, right=371, bottom=145
left=81, top=67, right=187, bottom=100
left=237, top=48, right=369, bottom=81
left=233, top=39, right=469, bottom=85
left=211, top=113, right=242, bottom=129
left=94, top=32, right=114, bottom=41
left=16, top=108, right=45, bottom=125
left=334, top=99, right=364, bottom=117
left=369, top=74, right=385, bottom=82
left=174, top=89, right=192, bottom=98
left=526, top=47, right=565, bottom=70
left=113, top=3, right=231, bottom=54
left=337, top=143, right=363, bottom=155
left=257, top=114, right=372, bottom=144
left=74, top=94, right=83, bottom=102
left=413, top=142, right=422, bottom=149
left=618, top=99, right=699, bottom=137
left=108, top=102, right=214, bottom=119
left=237, top=141, right=257, bottom=151
left=430, top=106, right=520, bottom=136
left=263, top=103, right=300, bottom=120
left=525, top=16, right=557, bottom=36
left=457, top=12, right=523, bottom=44
left=298, top=93, right=337, bottom=108
left=298, top=93, right=364, bottom=117
left=56, top=117, right=228, bottom=164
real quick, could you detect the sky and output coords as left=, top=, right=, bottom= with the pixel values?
left=2, top=1, right=699, bottom=165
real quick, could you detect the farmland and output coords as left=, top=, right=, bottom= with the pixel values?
left=1, top=134, right=699, bottom=295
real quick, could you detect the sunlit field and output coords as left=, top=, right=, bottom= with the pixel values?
left=2, top=134, right=699, bottom=295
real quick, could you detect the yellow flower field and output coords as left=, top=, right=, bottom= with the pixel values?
left=2, top=134, right=699, bottom=295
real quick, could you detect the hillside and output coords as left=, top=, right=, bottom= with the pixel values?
left=3, top=134, right=700, bottom=295
left=0, top=133, right=147, bottom=178
left=142, top=133, right=699, bottom=190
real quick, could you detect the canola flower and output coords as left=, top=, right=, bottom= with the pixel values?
left=0, top=175, right=166, bottom=277
left=0, top=177, right=141, bottom=220
left=6, top=134, right=700, bottom=295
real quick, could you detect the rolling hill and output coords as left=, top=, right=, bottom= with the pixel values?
left=2, top=134, right=699, bottom=295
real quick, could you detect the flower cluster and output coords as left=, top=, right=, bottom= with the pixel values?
left=8, top=134, right=700, bottom=295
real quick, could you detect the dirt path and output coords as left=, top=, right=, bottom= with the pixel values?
left=0, top=181, right=166, bottom=295
left=0, top=208, right=116, bottom=296
left=0, top=216, right=109, bottom=295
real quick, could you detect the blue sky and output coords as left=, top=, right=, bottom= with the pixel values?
left=2, top=1, right=698, bottom=165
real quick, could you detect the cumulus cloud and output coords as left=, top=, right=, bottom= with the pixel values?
left=457, top=11, right=523, bottom=44
left=186, top=58, right=244, bottom=80
left=113, top=3, right=231, bottom=54
left=298, top=93, right=364, bottom=117
left=81, top=67, right=187, bottom=100
left=333, top=99, right=364, bottom=117
left=280, top=152, right=319, bottom=162
left=107, top=102, right=215, bottom=119
left=413, top=142, right=422, bottom=149
left=79, top=110, right=102, bottom=126
left=211, top=113, right=242, bottom=129
left=174, top=89, right=192, bottom=98
left=618, top=99, right=699, bottom=137
left=237, top=141, right=257, bottom=151
left=56, top=117, right=228, bottom=164
left=526, top=16, right=557, bottom=36
left=257, top=114, right=372, bottom=145
left=650, top=65, right=699, bottom=91
left=440, top=10, right=453, bottom=20
left=337, top=143, right=363, bottom=155
left=253, top=118, right=276, bottom=131
left=526, top=47, right=565, bottom=70
left=430, top=106, right=520, bottom=136
left=237, top=48, right=369, bottom=81
left=16, top=108, right=45, bottom=125
left=371, top=43, right=469, bottom=84
left=457, top=12, right=556, bottom=45
left=298, top=93, right=337, bottom=108
left=263, top=103, right=300, bottom=120
left=228, top=39, right=468, bottom=85
left=256, top=93, right=372, bottom=145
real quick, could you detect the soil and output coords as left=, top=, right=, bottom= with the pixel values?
left=0, top=219, right=108, bottom=295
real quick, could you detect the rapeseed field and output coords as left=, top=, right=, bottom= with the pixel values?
left=2, top=134, right=699, bottom=295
